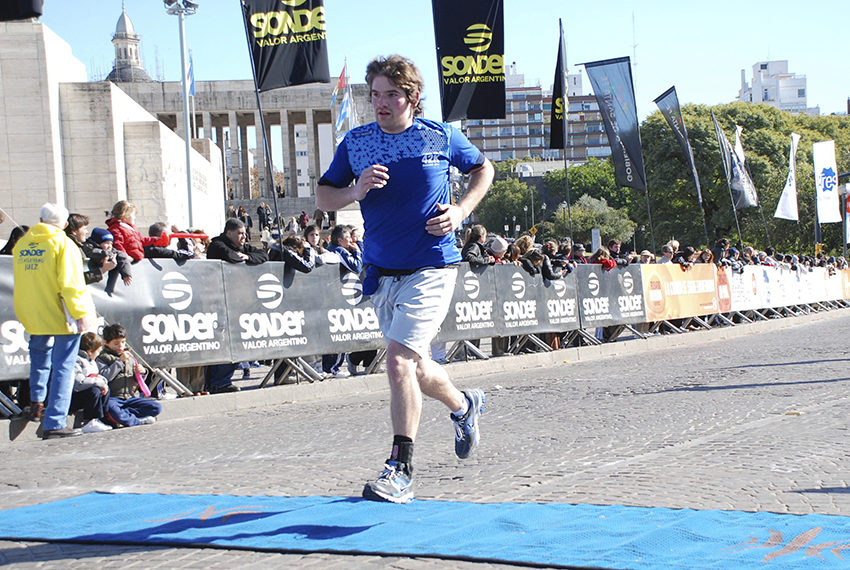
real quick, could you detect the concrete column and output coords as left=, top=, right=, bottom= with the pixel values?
left=227, top=111, right=240, bottom=200
left=175, top=110, right=186, bottom=140
left=280, top=110, right=294, bottom=197
left=305, top=109, right=318, bottom=197
left=239, top=122, right=250, bottom=199
left=202, top=111, right=212, bottom=139
left=253, top=110, right=265, bottom=199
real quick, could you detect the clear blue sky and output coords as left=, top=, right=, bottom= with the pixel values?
left=40, top=0, right=848, bottom=120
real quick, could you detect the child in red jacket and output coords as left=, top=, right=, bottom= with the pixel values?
left=105, top=201, right=156, bottom=263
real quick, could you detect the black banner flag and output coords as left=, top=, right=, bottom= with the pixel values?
left=548, top=21, right=567, bottom=149
left=241, top=0, right=330, bottom=92
left=653, top=86, right=702, bottom=205
left=432, top=0, right=505, bottom=122
left=654, top=86, right=709, bottom=243
left=583, top=57, right=646, bottom=191
left=0, top=0, right=41, bottom=21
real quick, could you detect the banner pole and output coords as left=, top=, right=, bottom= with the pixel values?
left=757, top=203, right=772, bottom=249
left=240, top=1, right=284, bottom=255
left=639, top=161, right=656, bottom=253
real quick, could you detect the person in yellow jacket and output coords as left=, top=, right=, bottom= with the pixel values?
left=13, top=203, right=90, bottom=439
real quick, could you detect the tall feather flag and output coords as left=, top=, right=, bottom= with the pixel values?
left=774, top=133, right=801, bottom=221
left=813, top=140, right=842, bottom=223
left=329, top=63, right=346, bottom=108
left=653, top=86, right=707, bottom=243
left=712, top=117, right=758, bottom=209
left=548, top=21, right=567, bottom=149
left=731, top=125, right=758, bottom=208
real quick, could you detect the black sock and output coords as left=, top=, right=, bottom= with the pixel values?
left=390, top=435, right=414, bottom=475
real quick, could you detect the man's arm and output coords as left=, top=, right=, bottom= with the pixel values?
left=316, top=164, right=389, bottom=212
left=425, top=158, right=495, bottom=237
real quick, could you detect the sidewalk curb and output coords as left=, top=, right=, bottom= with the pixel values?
left=3, top=308, right=847, bottom=443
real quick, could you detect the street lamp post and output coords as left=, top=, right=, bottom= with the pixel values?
left=164, top=0, right=198, bottom=227
left=523, top=205, right=528, bottom=231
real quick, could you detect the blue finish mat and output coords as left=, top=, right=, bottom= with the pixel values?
left=1, top=493, right=850, bottom=568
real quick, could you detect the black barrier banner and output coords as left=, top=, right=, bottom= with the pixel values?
left=222, top=263, right=383, bottom=360
left=538, top=271, right=581, bottom=333
left=311, top=264, right=385, bottom=354
left=434, top=264, right=498, bottom=343
left=583, top=56, right=646, bottom=191
left=89, top=259, right=232, bottom=368
left=241, top=0, right=330, bottom=91
left=0, top=257, right=29, bottom=379
left=575, top=264, right=646, bottom=328
left=490, top=265, right=547, bottom=336
left=221, top=262, right=315, bottom=361
left=432, top=0, right=505, bottom=122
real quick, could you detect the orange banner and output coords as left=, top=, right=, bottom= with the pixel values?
left=641, top=264, right=730, bottom=321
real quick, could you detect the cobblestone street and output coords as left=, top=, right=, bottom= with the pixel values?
left=2, top=309, right=850, bottom=567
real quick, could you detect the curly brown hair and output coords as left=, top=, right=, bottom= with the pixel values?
left=366, top=55, right=424, bottom=117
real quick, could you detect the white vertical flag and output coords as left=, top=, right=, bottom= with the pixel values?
left=734, top=125, right=746, bottom=165
left=813, top=140, right=842, bottom=223
left=774, top=132, right=801, bottom=221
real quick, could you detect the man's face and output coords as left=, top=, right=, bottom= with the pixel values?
left=371, top=75, right=415, bottom=134
left=663, top=248, right=673, bottom=259
left=610, top=243, right=620, bottom=253
left=226, top=226, right=247, bottom=247
left=337, top=231, right=352, bottom=248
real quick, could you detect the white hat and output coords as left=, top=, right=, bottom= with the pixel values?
left=39, top=202, right=69, bottom=227
left=489, top=236, right=508, bottom=254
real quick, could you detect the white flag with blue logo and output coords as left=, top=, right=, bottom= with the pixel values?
left=774, top=133, right=800, bottom=221
left=813, top=140, right=841, bottom=223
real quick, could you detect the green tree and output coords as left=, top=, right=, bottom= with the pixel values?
left=543, top=159, right=630, bottom=210
left=474, top=177, right=532, bottom=236
left=550, top=194, right=634, bottom=247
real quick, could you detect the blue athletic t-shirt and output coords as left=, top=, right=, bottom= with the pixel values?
left=320, top=118, right=484, bottom=270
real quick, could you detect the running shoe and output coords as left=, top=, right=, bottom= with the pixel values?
left=452, top=388, right=485, bottom=459
left=362, top=460, right=414, bottom=504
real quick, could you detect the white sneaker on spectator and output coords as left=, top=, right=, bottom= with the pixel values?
left=332, top=369, right=351, bottom=378
left=138, top=416, right=156, bottom=425
left=81, top=418, right=113, bottom=433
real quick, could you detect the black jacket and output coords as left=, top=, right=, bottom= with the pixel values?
left=143, top=244, right=193, bottom=262
left=206, top=234, right=268, bottom=265
left=268, top=244, right=314, bottom=273
left=461, top=241, right=491, bottom=267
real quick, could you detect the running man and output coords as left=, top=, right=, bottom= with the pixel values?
left=316, top=55, right=494, bottom=503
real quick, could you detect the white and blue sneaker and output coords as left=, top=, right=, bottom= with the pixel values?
left=452, top=388, right=485, bottom=459
left=362, top=461, right=414, bottom=504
